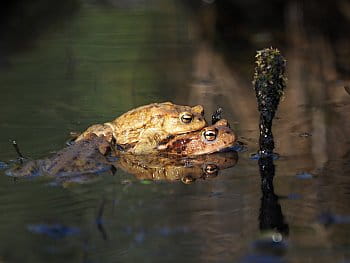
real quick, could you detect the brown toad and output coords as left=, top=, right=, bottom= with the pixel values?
left=76, top=102, right=207, bottom=154
left=7, top=134, right=114, bottom=179
left=157, top=119, right=236, bottom=156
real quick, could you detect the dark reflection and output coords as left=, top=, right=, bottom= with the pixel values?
left=259, top=156, right=289, bottom=236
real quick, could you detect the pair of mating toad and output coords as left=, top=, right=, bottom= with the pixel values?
left=75, top=102, right=236, bottom=156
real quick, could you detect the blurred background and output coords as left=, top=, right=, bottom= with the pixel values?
left=0, top=0, right=349, bottom=262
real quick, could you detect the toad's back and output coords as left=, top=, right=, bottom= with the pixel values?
left=110, top=102, right=206, bottom=146
left=75, top=102, right=206, bottom=154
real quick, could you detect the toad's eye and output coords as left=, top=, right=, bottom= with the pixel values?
left=180, top=112, right=193, bottom=123
left=203, top=129, right=217, bottom=141
left=204, top=164, right=218, bottom=175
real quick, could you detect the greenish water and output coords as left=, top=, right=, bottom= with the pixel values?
left=1, top=1, right=350, bottom=263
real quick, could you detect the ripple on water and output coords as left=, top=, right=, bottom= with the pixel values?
left=250, top=152, right=280, bottom=160
left=27, top=223, right=80, bottom=239
left=295, top=172, right=313, bottom=179
left=316, top=212, right=350, bottom=226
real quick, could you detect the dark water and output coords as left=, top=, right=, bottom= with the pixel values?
left=0, top=1, right=350, bottom=262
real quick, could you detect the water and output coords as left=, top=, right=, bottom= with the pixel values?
left=0, top=1, right=350, bottom=262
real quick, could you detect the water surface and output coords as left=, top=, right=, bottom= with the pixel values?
left=0, top=1, right=349, bottom=262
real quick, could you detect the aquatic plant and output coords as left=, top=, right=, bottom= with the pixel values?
left=253, top=48, right=286, bottom=155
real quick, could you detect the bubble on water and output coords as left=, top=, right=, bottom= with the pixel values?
left=272, top=233, right=283, bottom=242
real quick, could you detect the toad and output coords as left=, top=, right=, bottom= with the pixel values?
left=6, top=134, right=115, bottom=179
left=75, top=102, right=207, bottom=154
left=157, top=119, right=236, bottom=156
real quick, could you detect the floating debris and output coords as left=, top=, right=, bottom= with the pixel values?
left=27, top=224, right=80, bottom=239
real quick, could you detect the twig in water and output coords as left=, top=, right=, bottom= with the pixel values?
left=10, top=139, right=25, bottom=164
left=211, top=107, right=223, bottom=125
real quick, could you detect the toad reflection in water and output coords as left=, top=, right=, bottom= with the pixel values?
left=116, top=151, right=238, bottom=184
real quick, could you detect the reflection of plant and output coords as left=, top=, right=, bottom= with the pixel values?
left=259, top=155, right=289, bottom=236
